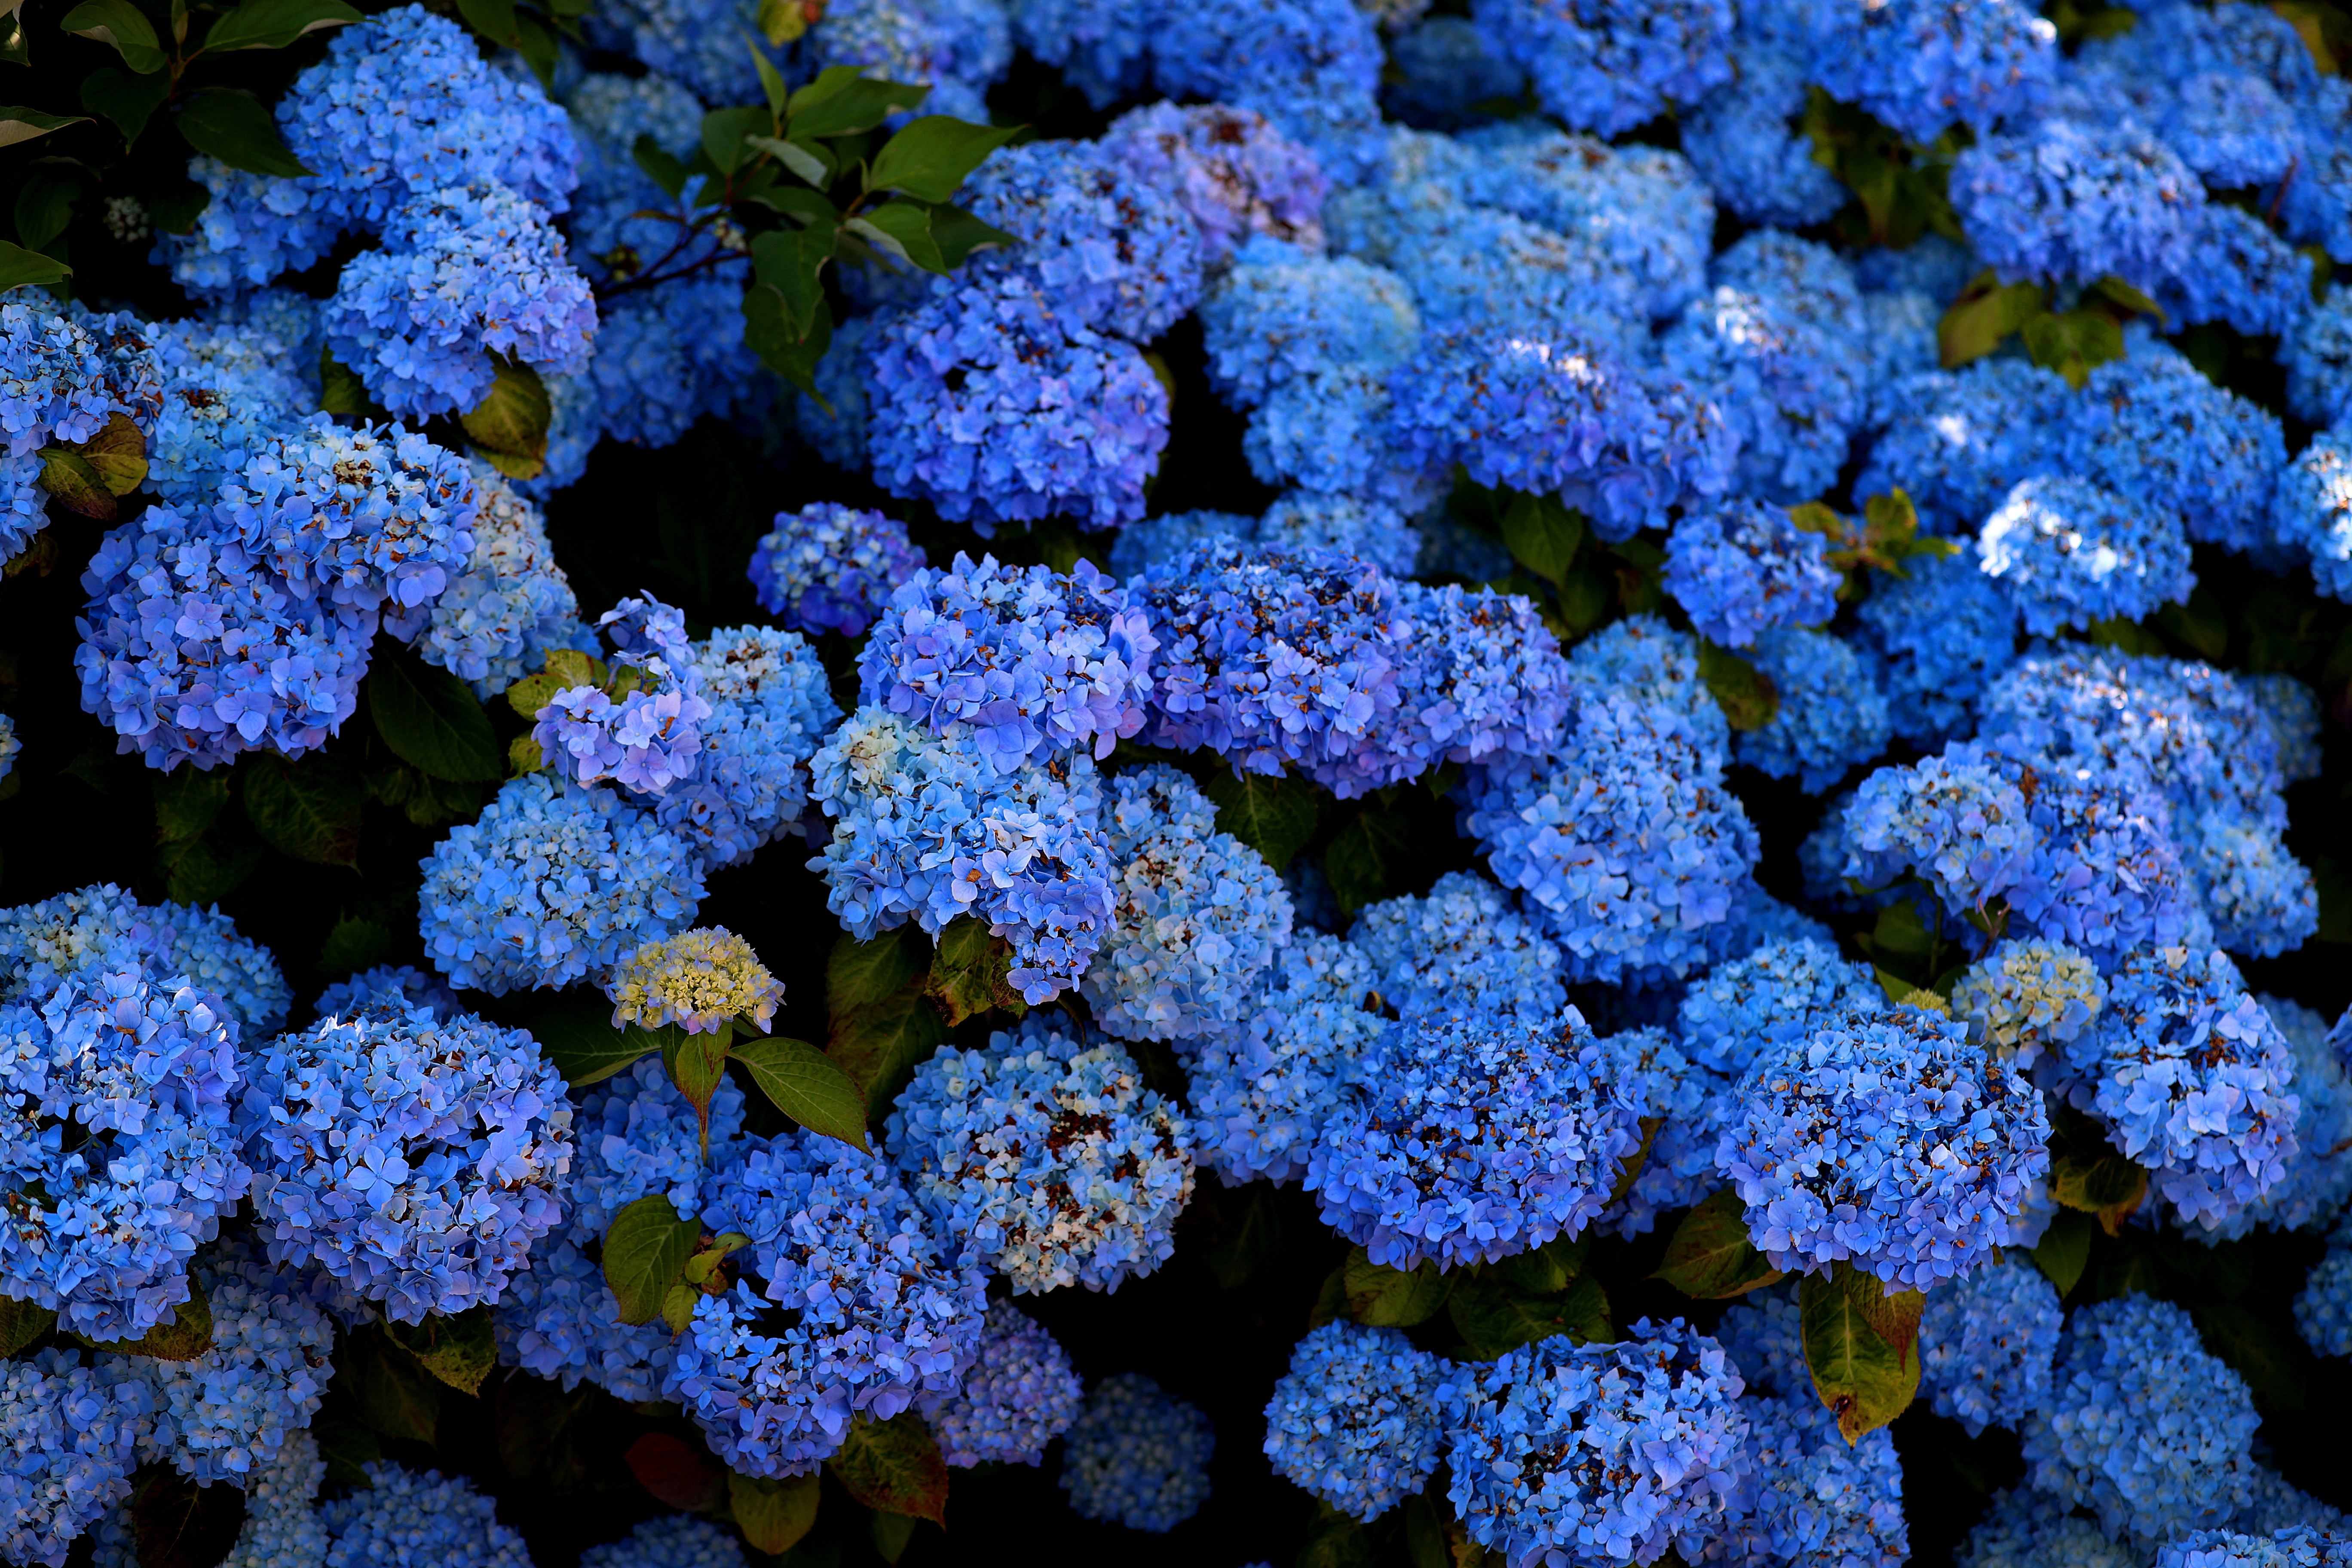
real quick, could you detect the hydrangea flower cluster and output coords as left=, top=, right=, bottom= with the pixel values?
left=216, top=1430, right=330, bottom=1568
left=604, top=927, right=783, bottom=1035
left=1949, top=939, right=2106, bottom=1069
left=415, top=468, right=589, bottom=699
left=748, top=504, right=926, bottom=639
left=1662, top=498, right=1841, bottom=648
left=1976, top=476, right=2196, bottom=637
left=1058, top=1373, right=1216, bottom=1533
left=1262, top=1321, right=1454, bottom=1521
left=533, top=596, right=714, bottom=798
left=1348, top=870, right=1565, bottom=1024
left=1187, top=933, right=1386, bottom=1185
left=654, top=625, right=841, bottom=873
left=1919, top=1254, right=2062, bottom=1438
left=577, top=1515, right=747, bottom=1568
left=0, top=1349, right=146, bottom=1568
left=919, top=1300, right=1085, bottom=1467
left=316, top=1462, right=536, bottom=1568
left=888, top=1016, right=1194, bottom=1292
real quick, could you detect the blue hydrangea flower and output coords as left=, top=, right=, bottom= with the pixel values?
left=2295, top=1238, right=2352, bottom=1360
left=2060, top=944, right=2297, bottom=1231
left=318, top=1462, right=535, bottom=1568
left=533, top=595, right=713, bottom=798
left=808, top=707, right=1111, bottom=1001
left=888, top=1016, right=1193, bottom=1292
left=216, top=1429, right=329, bottom=1568
left=1949, top=940, right=2104, bottom=1069
left=748, top=503, right=925, bottom=639
left=2286, top=287, right=2352, bottom=429
left=0, top=298, right=156, bottom=462
left=1349, top=870, right=1565, bottom=1024
left=920, top=1300, right=1085, bottom=1467
left=2158, top=1528, right=2352, bottom=1568
left=1465, top=689, right=1760, bottom=986
left=804, top=0, right=1011, bottom=122
left=164, top=160, right=345, bottom=299
left=1468, top=0, right=1732, bottom=135
left=1197, top=245, right=1419, bottom=410
left=0, top=883, right=289, bottom=1035
left=1100, top=103, right=1328, bottom=270
left=1151, top=0, right=1387, bottom=183
left=2245, top=674, right=2324, bottom=786
left=858, top=554, right=1156, bottom=772
left=1675, top=937, right=1875, bottom=1078
left=580, top=271, right=759, bottom=450
left=1390, top=581, right=1576, bottom=781
left=1680, top=47, right=1846, bottom=229
left=492, top=1232, right=676, bottom=1403
left=1600, top=1025, right=1726, bottom=1238
left=2203, top=996, right=2352, bottom=1238
left=1059, top=1373, right=1216, bottom=1532
left=864, top=279, right=1170, bottom=531
left=1721, top=1387, right=1909, bottom=1568
left=675, top=1130, right=988, bottom=1476
left=2160, top=203, right=2314, bottom=338
left=0, top=711, right=16, bottom=781
left=956, top=140, right=1203, bottom=343
left=1976, top=475, right=2194, bottom=636
left=1187, top=934, right=1386, bottom=1184
left=1951, top=118, right=2203, bottom=291
left=0, top=1349, right=147, bottom=1568
left=2229, top=1465, right=2349, bottom=1537
left=145, top=318, right=313, bottom=508
left=241, top=1004, right=573, bottom=1323
left=1664, top=499, right=1841, bottom=648
left=1853, top=358, right=2073, bottom=534
left=419, top=772, right=705, bottom=994
left=652, top=625, right=841, bottom=873
left=1919, top=1254, right=2060, bottom=1438
left=561, top=70, right=703, bottom=266
left=1660, top=277, right=1859, bottom=506
left=1083, top=765, right=1292, bottom=1042
left=577, top=1515, right=746, bottom=1568
left=415, top=465, right=589, bottom=699
left=1560, top=612, right=1728, bottom=753
left=1257, top=493, right=1420, bottom=579
left=1108, top=510, right=1254, bottom=582
left=1737, top=628, right=1891, bottom=795
left=1954, top=1485, right=2138, bottom=1568
left=1440, top=1320, right=1752, bottom=1567
left=588, top=0, right=775, bottom=103
left=1800, top=0, right=2056, bottom=143
left=0, top=955, right=249, bottom=1340
left=2060, top=352, right=2283, bottom=556
left=2188, top=818, right=2319, bottom=961
left=1384, top=15, right=1527, bottom=128
left=1305, top=1010, right=1645, bottom=1270
left=1853, top=551, right=2019, bottom=745
left=1712, top=1284, right=1805, bottom=1400
left=1262, top=1321, right=1452, bottom=1520
left=1718, top=1001, right=2051, bottom=1290
left=2020, top=1294, right=2259, bottom=1544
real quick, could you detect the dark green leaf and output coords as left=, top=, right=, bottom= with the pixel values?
left=735, top=1035, right=876, bottom=1151
left=1654, top=1188, right=1785, bottom=1299
left=1200, top=770, right=1318, bottom=872
left=756, top=0, right=815, bottom=43
left=1198, top=1183, right=1283, bottom=1290
left=385, top=1307, right=496, bottom=1396
left=1450, top=1272, right=1609, bottom=1360
left=177, top=87, right=312, bottom=178
left=632, top=134, right=690, bottom=200
left=701, top=104, right=769, bottom=176
left=1939, top=270, right=2047, bottom=368
left=1497, top=1234, right=1591, bottom=1297
left=131, top=1465, right=249, bottom=1568
left=154, top=832, right=260, bottom=905
left=751, top=225, right=835, bottom=337
left=1800, top=1266, right=1920, bottom=1443
left=242, top=754, right=362, bottom=867
left=730, top=1471, right=820, bottom=1555
left=925, top=200, right=1015, bottom=268
left=1696, top=639, right=1779, bottom=732
left=1847, top=1273, right=1926, bottom=1369
left=453, top=0, right=519, bottom=45
left=788, top=73, right=928, bottom=139
left=602, top=1194, right=701, bottom=1326
left=2031, top=1208, right=2095, bottom=1299
left=747, top=132, right=831, bottom=187
left=744, top=285, right=833, bottom=400
left=152, top=767, right=229, bottom=844
left=2048, top=1106, right=2150, bottom=1236
left=342, top=1323, right=442, bottom=1444
left=494, top=1376, right=594, bottom=1493
left=750, top=47, right=790, bottom=117
left=2190, top=1302, right=2306, bottom=1412
left=787, top=64, right=866, bottom=114
left=460, top=357, right=551, bottom=479
left=0, top=238, right=70, bottom=291
left=14, top=164, right=82, bottom=253
left=0, top=8, right=25, bottom=65
left=310, top=1412, right=380, bottom=1488
left=1500, top=492, right=1583, bottom=585
left=1297, top=1504, right=1376, bottom=1568
left=1343, top=1247, right=1452, bottom=1327
left=202, top=0, right=359, bottom=51
left=0, top=1295, right=57, bottom=1357
left=82, top=1280, right=212, bottom=1361
left=533, top=999, right=658, bottom=1087
left=81, top=63, right=171, bottom=146
left=871, top=1512, right=918, bottom=1565
left=667, top=1029, right=730, bottom=1155
left=743, top=182, right=840, bottom=224
left=846, top=205, right=941, bottom=273
left=827, top=987, right=947, bottom=1120
left=1325, top=805, right=1409, bottom=915
left=510, top=15, right=556, bottom=91
left=60, top=0, right=165, bottom=71
left=316, top=914, right=392, bottom=979
left=2088, top=274, right=2165, bottom=323
left=368, top=652, right=502, bottom=783
left=826, top=1413, right=949, bottom=1525
left=921, top=915, right=1024, bottom=1025
left=39, top=450, right=108, bottom=520
left=827, top=928, right=928, bottom=1014
left=76, top=409, right=149, bottom=497
left=866, top=115, right=1020, bottom=203
left=318, top=347, right=385, bottom=420
left=0, top=107, right=90, bottom=149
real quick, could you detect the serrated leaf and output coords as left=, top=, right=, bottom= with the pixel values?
left=177, top=86, right=311, bottom=178
left=743, top=284, right=833, bottom=400
left=459, top=357, right=550, bottom=477
left=343, top=1323, right=442, bottom=1443
left=1450, top=1272, right=1609, bottom=1360
left=1696, top=639, right=1779, bottom=731
left=827, top=928, right=928, bottom=1014
left=602, top=1195, right=701, bottom=1326
left=0, top=1295, right=56, bottom=1357
left=60, top=0, right=164, bottom=71
left=1344, top=1247, right=1453, bottom=1327
left=1200, top=770, right=1318, bottom=872
left=731, top=1470, right=820, bottom=1554
left=0, top=106, right=90, bottom=149
left=76, top=409, right=148, bottom=496
left=750, top=226, right=833, bottom=338
left=202, top=0, right=358, bottom=51
left=1500, top=492, right=1583, bottom=585
left=632, top=134, right=689, bottom=200
left=667, top=1029, right=730, bottom=1157
left=2190, top=1302, right=2306, bottom=1412
left=39, top=447, right=114, bottom=519
left=1845, top=1269, right=1925, bottom=1369
left=80, top=66, right=168, bottom=144
left=2031, top=1208, right=2094, bottom=1299
left=14, top=165, right=81, bottom=253
left=242, top=754, right=363, bottom=867
left=735, top=1035, right=873, bottom=1151
left=1654, top=1188, right=1786, bottom=1299
left=866, top=115, right=1020, bottom=203
left=1801, top=1267, right=1920, bottom=1443
left=131, top=1465, right=248, bottom=1568
left=368, top=652, right=502, bottom=783
left=626, top=1432, right=727, bottom=1511
left=316, top=913, right=392, bottom=979
left=310, top=1412, right=379, bottom=1488
left=827, top=987, right=948, bottom=1119
left=532, top=1000, right=658, bottom=1087
left=1497, top=1234, right=1591, bottom=1297
left=385, top=1306, right=496, bottom=1395
left=153, top=766, right=229, bottom=844
left=1199, top=1182, right=1284, bottom=1289
left=1325, top=804, right=1409, bottom=915
left=922, top=914, right=1024, bottom=1025
left=660, top=1279, right=698, bottom=1334
left=827, top=1412, right=949, bottom=1525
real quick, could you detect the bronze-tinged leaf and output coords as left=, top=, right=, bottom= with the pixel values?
left=1653, top=1189, right=1785, bottom=1299
left=625, top=1432, right=726, bottom=1512
left=827, top=1412, right=949, bottom=1525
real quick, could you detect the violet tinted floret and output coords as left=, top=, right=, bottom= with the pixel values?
left=0, top=883, right=289, bottom=1034
left=0, top=1349, right=145, bottom=1568
left=1663, top=498, right=1841, bottom=648
left=1262, top=1322, right=1452, bottom=1519
left=652, top=625, right=840, bottom=873
left=1098, top=103, right=1329, bottom=270
left=956, top=140, right=1205, bottom=342
left=748, top=503, right=925, bottom=639
left=415, top=466, right=588, bottom=700
left=1151, top=0, right=1387, bottom=184
left=1059, top=1373, right=1216, bottom=1531
left=920, top=1299, right=1084, bottom=1466
left=531, top=594, right=712, bottom=798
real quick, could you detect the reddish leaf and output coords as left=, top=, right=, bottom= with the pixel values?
left=625, top=1432, right=726, bottom=1511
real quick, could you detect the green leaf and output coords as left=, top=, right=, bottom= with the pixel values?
left=827, top=987, right=948, bottom=1120
left=78, top=409, right=148, bottom=496
left=871, top=1512, right=918, bottom=1565
left=1498, top=1234, right=1591, bottom=1297
left=2190, top=1302, right=2307, bottom=1412
left=1450, top=1272, right=1610, bottom=1360
left=1938, top=270, right=2047, bottom=368
left=2048, top=1104, right=2150, bottom=1236
left=730, top=1471, right=821, bottom=1555
left=1800, top=1266, right=1920, bottom=1443
left=311, top=1413, right=380, bottom=1488
left=495, top=1375, right=595, bottom=1493
left=1200, top=770, right=1319, bottom=872
left=0, top=111, right=87, bottom=161
left=921, top=915, right=1024, bottom=1026
left=130, top=1465, right=248, bottom=1568
left=749, top=45, right=790, bottom=116
left=747, top=132, right=832, bottom=187
left=152, top=766, right=230, bottom=843
left=925, top=200, right=1016, bottom=268
left=866, top=115, right=1021, bottom=203
left=2031, top=1208, right=2094, bottom=1299
left=846, top=206, right=941, bottom=273
left=0, top=238, right=70, bottom=291
left=735, top=1036, right=876, bottom=1152
left=827, top=927, right=929, bottom=1014
left=1499, top=492, right=1583, bottom=585
left=60, top=0, right=165, bottom=71
left=756, top=0, right=814, bottom=43
left=0, top=1295, right=57, bottom=1357
left=368, top=652, right=502, bottom=783
left=750, top=226, right=834, bottom=337
left=701, top=104, right=769, bottom=176
left=827, top=1412, right=949, bottom=1525
left=342, top=1323, right=443, bottom=1444
left=318, top=347, right=385, bottom=420
left=90, top=1282, right=215, bottom=1360
left=1343, top=1247, right=1453, bottom=1327
left=242, top=753, right=363, bottom=867
left=2020, top=307, right=2126, bottom=390
left=632, top=134, right=690, bottom=200
left=316, top=914, right=392, bottom=979
left=1653, top=1188, right=1785, bottom=1299
left=533, top=1000, right=658, bottom=1087
left=2088, top=274, right=2166, bottom=323
left=602, top=1194, right=701, bottom=1326
left=665, top=1028, right=730, bottom=1155
left=1197, top=1183, right=1283, bottom=1290
left=154, top=832, right=261, bottom=905
left=384, top=1306, right=496, bottom=1396
left=788, top=72, right=928, bottom=139
left=453, top=0, right=519, bottom=45
left=1696, top=639, right=1779, bottom=732
left=459, top=356, right=551, bottom=479
left=202, top=0, right=359, bottom=50
left=1325, top=804, right=1409, bottom=915
left=1848, top=1275, right=1926, bottom=1369
left=744, top=284, right=833, bottom=400
left=1297, top=1505, right=1377, bottom=1568
left=177, top=87, right=311, bottom=178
